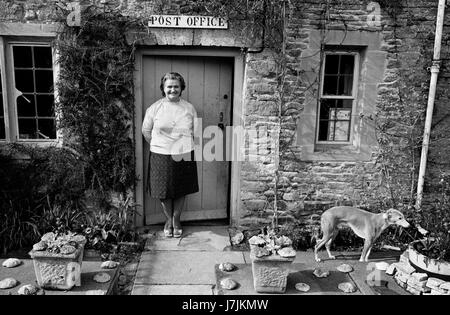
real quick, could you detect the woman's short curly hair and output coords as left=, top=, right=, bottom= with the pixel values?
left=160, top=72, right=186, bottom=97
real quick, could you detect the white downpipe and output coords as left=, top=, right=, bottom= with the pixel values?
left=416, top=0, right=446, bottom=209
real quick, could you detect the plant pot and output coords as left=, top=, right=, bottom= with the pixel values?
left=29, top=245, right=85, bottom=290
left=250, top=251, right=295, bottom=293
left=408, top=240, right=450, bottom=281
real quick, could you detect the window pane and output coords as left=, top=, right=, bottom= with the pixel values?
left=13, top=46, right=33, bottom=68
left=318, top=99, right=352, bottom=142
left=325, top=55, right=339, bottom=74
left=338, top=75, right=354, bottom=96
left=333, top=121, right=350, bottom=141
left=38, top=119, right=56, bottom=139
left=15, top=69, right=34, bottom=92
left=35, top=70, right=54, bottom=93
left=338, top=99, right=353, bottom=110
left=34, top=46, right=53, bottom=68
left=17, top=94, right=36, bottom=117
left=18, top=118, right=37, bottom=139
left=323, top=75, right=338, bottom=95
left=319, top=99, right=335, bottom=119
left=340, top=55, right=355, bottom=75
left=323, top=54, right=355, bottom=96
left=13, top=45, right=56, bottom=140
left=36, top=95, right=55, bottom=117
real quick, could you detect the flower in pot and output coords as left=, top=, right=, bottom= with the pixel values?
left=249, top=228, right=296, bottom=259
left=29, top=231, right=87, bottom=290
left=407, top=200, right=450, bottom=280
left=248, top=228, right=296, bottom=293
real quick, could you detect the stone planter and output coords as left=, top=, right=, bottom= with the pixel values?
left=29, top=245, right=85, bottom=290
left=250, top=252, right=295, bottom=293
left=408, top=240, right=450, bottom=280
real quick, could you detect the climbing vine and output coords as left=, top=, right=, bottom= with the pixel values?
left=56, top=8, right=143, bottom=196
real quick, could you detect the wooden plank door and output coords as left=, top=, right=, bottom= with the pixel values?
left=142, top=55, right=233, bottom=224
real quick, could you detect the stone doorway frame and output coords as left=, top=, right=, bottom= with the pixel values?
left=133, top=47, right=245, bottom=227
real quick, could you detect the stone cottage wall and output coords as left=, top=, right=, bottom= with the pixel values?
left=1, top=0, right=450, bottom=228
left=240, top=0, right=450, bottom=228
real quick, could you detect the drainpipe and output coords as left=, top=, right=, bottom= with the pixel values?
left=416, top=0, right=446, bottom=209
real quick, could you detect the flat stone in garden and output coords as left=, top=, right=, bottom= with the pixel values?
left=338, top=282, right=357, bottom=293
left=17, top=284, right=38, bottom=295
left=101, top=261, right=119, bottom=269
left=2, top=258, right=22, bottom=268
left=93, top=272, right=111, bottom=283
left=220, top=278, right=238, bottom=290
left=295, top=283, right=311, bottom=292
left=0, top=278, right=18, bottom=289
left=313, top=268, right=330, bottom=278
left=337, top=264, right=353, bottom=273
left=219, top=262, right=237, bottom=272
left=231, top=232, right=244, bottom=246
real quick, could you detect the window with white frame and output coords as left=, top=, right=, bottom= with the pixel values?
left=0, top=39, right=56, bottom=142
left=317, top=52, right=358, bottom=143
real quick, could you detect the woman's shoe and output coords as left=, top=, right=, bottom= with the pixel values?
left=173, top=228, right=183, bottom=238
left=164, top=228, right=173, bottom=238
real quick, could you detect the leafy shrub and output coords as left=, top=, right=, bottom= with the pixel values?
left=81, top=194, right=140, bottom=253
left=0, top=144, right=87, bottom=254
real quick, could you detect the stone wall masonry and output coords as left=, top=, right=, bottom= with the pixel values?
left=1, top=0, right=450, bottom=229
left=388, top=260, right=450, bottom=295
left=239, top=0, right=450, bottom=229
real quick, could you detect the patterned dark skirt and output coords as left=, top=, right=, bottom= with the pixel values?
left=147, top=151, right=199, bottom=200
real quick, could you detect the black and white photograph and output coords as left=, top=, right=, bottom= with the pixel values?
left=1, top=0, right=450, bottom=303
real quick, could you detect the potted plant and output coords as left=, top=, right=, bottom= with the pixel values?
left=29, top=231, right=87, bottom=290
left=407, top=192, right=450, bottom=279
left=248, top=228, right=297, bottom=293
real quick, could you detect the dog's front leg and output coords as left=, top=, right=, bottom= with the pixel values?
left=360, top=239, right=373, bottom=262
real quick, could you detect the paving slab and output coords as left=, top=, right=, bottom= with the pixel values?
left=133, top=284, right=214, bottom=295
left=132, top=225, right=411, bottom=295
left=146, top=225, right=231, bottom=251
left=134, top=251, right=246, bottom=286
left=340, top=250, right=409, bottom=295
left=0, top=258, right=118, bottom=295
left=215, top=263, right=360, bottom=295
left=240, top=249, right=408, bottom=295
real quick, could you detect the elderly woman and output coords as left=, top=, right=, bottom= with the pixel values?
left=142, top=72, right=199, bottom=238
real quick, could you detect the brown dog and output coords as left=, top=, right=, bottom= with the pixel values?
left=314, top=206, right=410, bottom=262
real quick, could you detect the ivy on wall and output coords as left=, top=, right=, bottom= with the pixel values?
left=56, top=8, right=141, bottom=195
